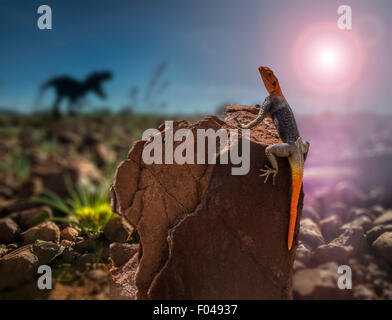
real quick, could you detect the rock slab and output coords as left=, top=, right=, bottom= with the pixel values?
left=110, top=106, right=304, bottom=299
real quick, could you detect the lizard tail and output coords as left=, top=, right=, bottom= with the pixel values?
left=287, top=158, right=304, bottom=250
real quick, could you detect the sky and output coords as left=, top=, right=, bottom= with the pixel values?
left=0, top=0, right=391, bottom=114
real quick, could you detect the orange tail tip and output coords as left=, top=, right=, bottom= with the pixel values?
left=287, top=161, right=303, bottom=251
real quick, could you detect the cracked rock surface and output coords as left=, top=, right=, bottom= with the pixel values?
left=110, top=105, right=302, bottom=299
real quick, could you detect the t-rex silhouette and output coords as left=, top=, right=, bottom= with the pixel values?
left=39, top=71, right=113, bottom=116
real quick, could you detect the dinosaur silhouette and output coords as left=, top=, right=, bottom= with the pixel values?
left=39, top=71, right=113, bottom=116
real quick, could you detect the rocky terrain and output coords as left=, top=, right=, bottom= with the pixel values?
left=293, top=182, right=392, bottom=299
left=0, top=110, right=392, bottom=299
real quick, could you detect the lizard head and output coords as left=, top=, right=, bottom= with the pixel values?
left=258, top=66, right=282, bottom=96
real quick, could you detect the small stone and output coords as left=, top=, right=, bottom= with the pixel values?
left=73, top=239, right=97, bottom=253
left=0, top=245, right=38, bottom=290
left=329, top=202, right=349, bottom=222
left=366, top=262, right=388, bottom=281
left=110, top=243, right=138, bottom=267
left=314, top=243, right=351, bottom=264
left=341, top=216, right=372, bottom=232
left=293, top=260, right=306, bottom=272
left=293, top=262, right=352, bottom=299
left=75, top=253, right=97, bottom=267
left=353, top=285, right=377, bottom=300
left=366, top=225, right=392, bottom=244
left=369, top=205, right=384, bottom=218
left=6, top=243, right=18, bottom=251
left=62, top=248, right=76, bottom=263
left=0, top=244, right=8, bottom=257
left=315, top=224, right=366, bottom=264
left=103, top=216, right=133, bottom=243
left=86, top=269, right=108, bottom=281
left=320, top=215, right=342, bottom=240
left=298, top=218, right=325, bottom=248
left=336, top=224, right=367, bottom=252
left=374, top=210, right=392, bottom=226
left=60, top=239, right=74, bottom=247
left=0, top=218, right=22, bottom=243
left=372, top=232, right=392, bottom=263
left=21, top=221, right=60, bottom=245
left=32, top=240, right=63, bottom=264
left=60, top=226, right=79, bottom=242
left=350, top=207, right=373, bottom=219
left=295, top=242, right=313, bottom=265
left=18, top=206, right=53, bottom=230
left=301, top=206, right=320, bottom=223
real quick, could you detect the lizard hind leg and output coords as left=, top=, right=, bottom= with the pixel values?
left=259, top=143, right=292, bottom=184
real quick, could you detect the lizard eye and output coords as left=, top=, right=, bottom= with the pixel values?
left=268, top=73, right=272, bottom=76
left=272, top=81, right=276, bottom=86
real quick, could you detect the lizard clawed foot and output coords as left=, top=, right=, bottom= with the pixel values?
left=259, top=165, right=277, bottom=184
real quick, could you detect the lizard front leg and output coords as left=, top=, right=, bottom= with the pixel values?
left=260, top=143, right=293, bottom=184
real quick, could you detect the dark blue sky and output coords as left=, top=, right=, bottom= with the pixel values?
left=0, top=0, right=391, bottom=114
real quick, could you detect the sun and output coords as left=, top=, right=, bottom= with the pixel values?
left=316, top=46, right=340, bottom=71
left=292, top=23, right=363, bottom=93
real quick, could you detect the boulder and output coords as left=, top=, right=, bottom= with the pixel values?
left=110, top=107, right=304, bottom=299
left=0, top=218, right=21, bottom=243
left=21, top=221, right=60, bottom=245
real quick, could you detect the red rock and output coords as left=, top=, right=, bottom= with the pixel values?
left=103, top=216, right=133, bottom=243
left=110, top=243, right=139, bottom=267
left=60, top=226, right=79, bottom=242
left=16, top=206, right=53, bottom=230
left=0, top=218, right=21, bottom=243
left=110, top=107, right=303, bottom=299
left=21, top=221, right=60, bottom=245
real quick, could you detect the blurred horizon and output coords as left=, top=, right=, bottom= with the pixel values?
left=0, top=0, right=391, bottom=115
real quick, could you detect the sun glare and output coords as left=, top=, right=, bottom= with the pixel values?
left=292, top=23, right=363, bottom=93
left=317, top=46, right=340, bottom=71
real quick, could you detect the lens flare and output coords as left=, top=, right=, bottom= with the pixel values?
left=317, top=46, right=339, bottom=70
left=292, top=23, right=363, bottom=94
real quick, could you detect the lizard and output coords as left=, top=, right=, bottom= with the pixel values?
left=234, top=66, right=310, bottom=250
